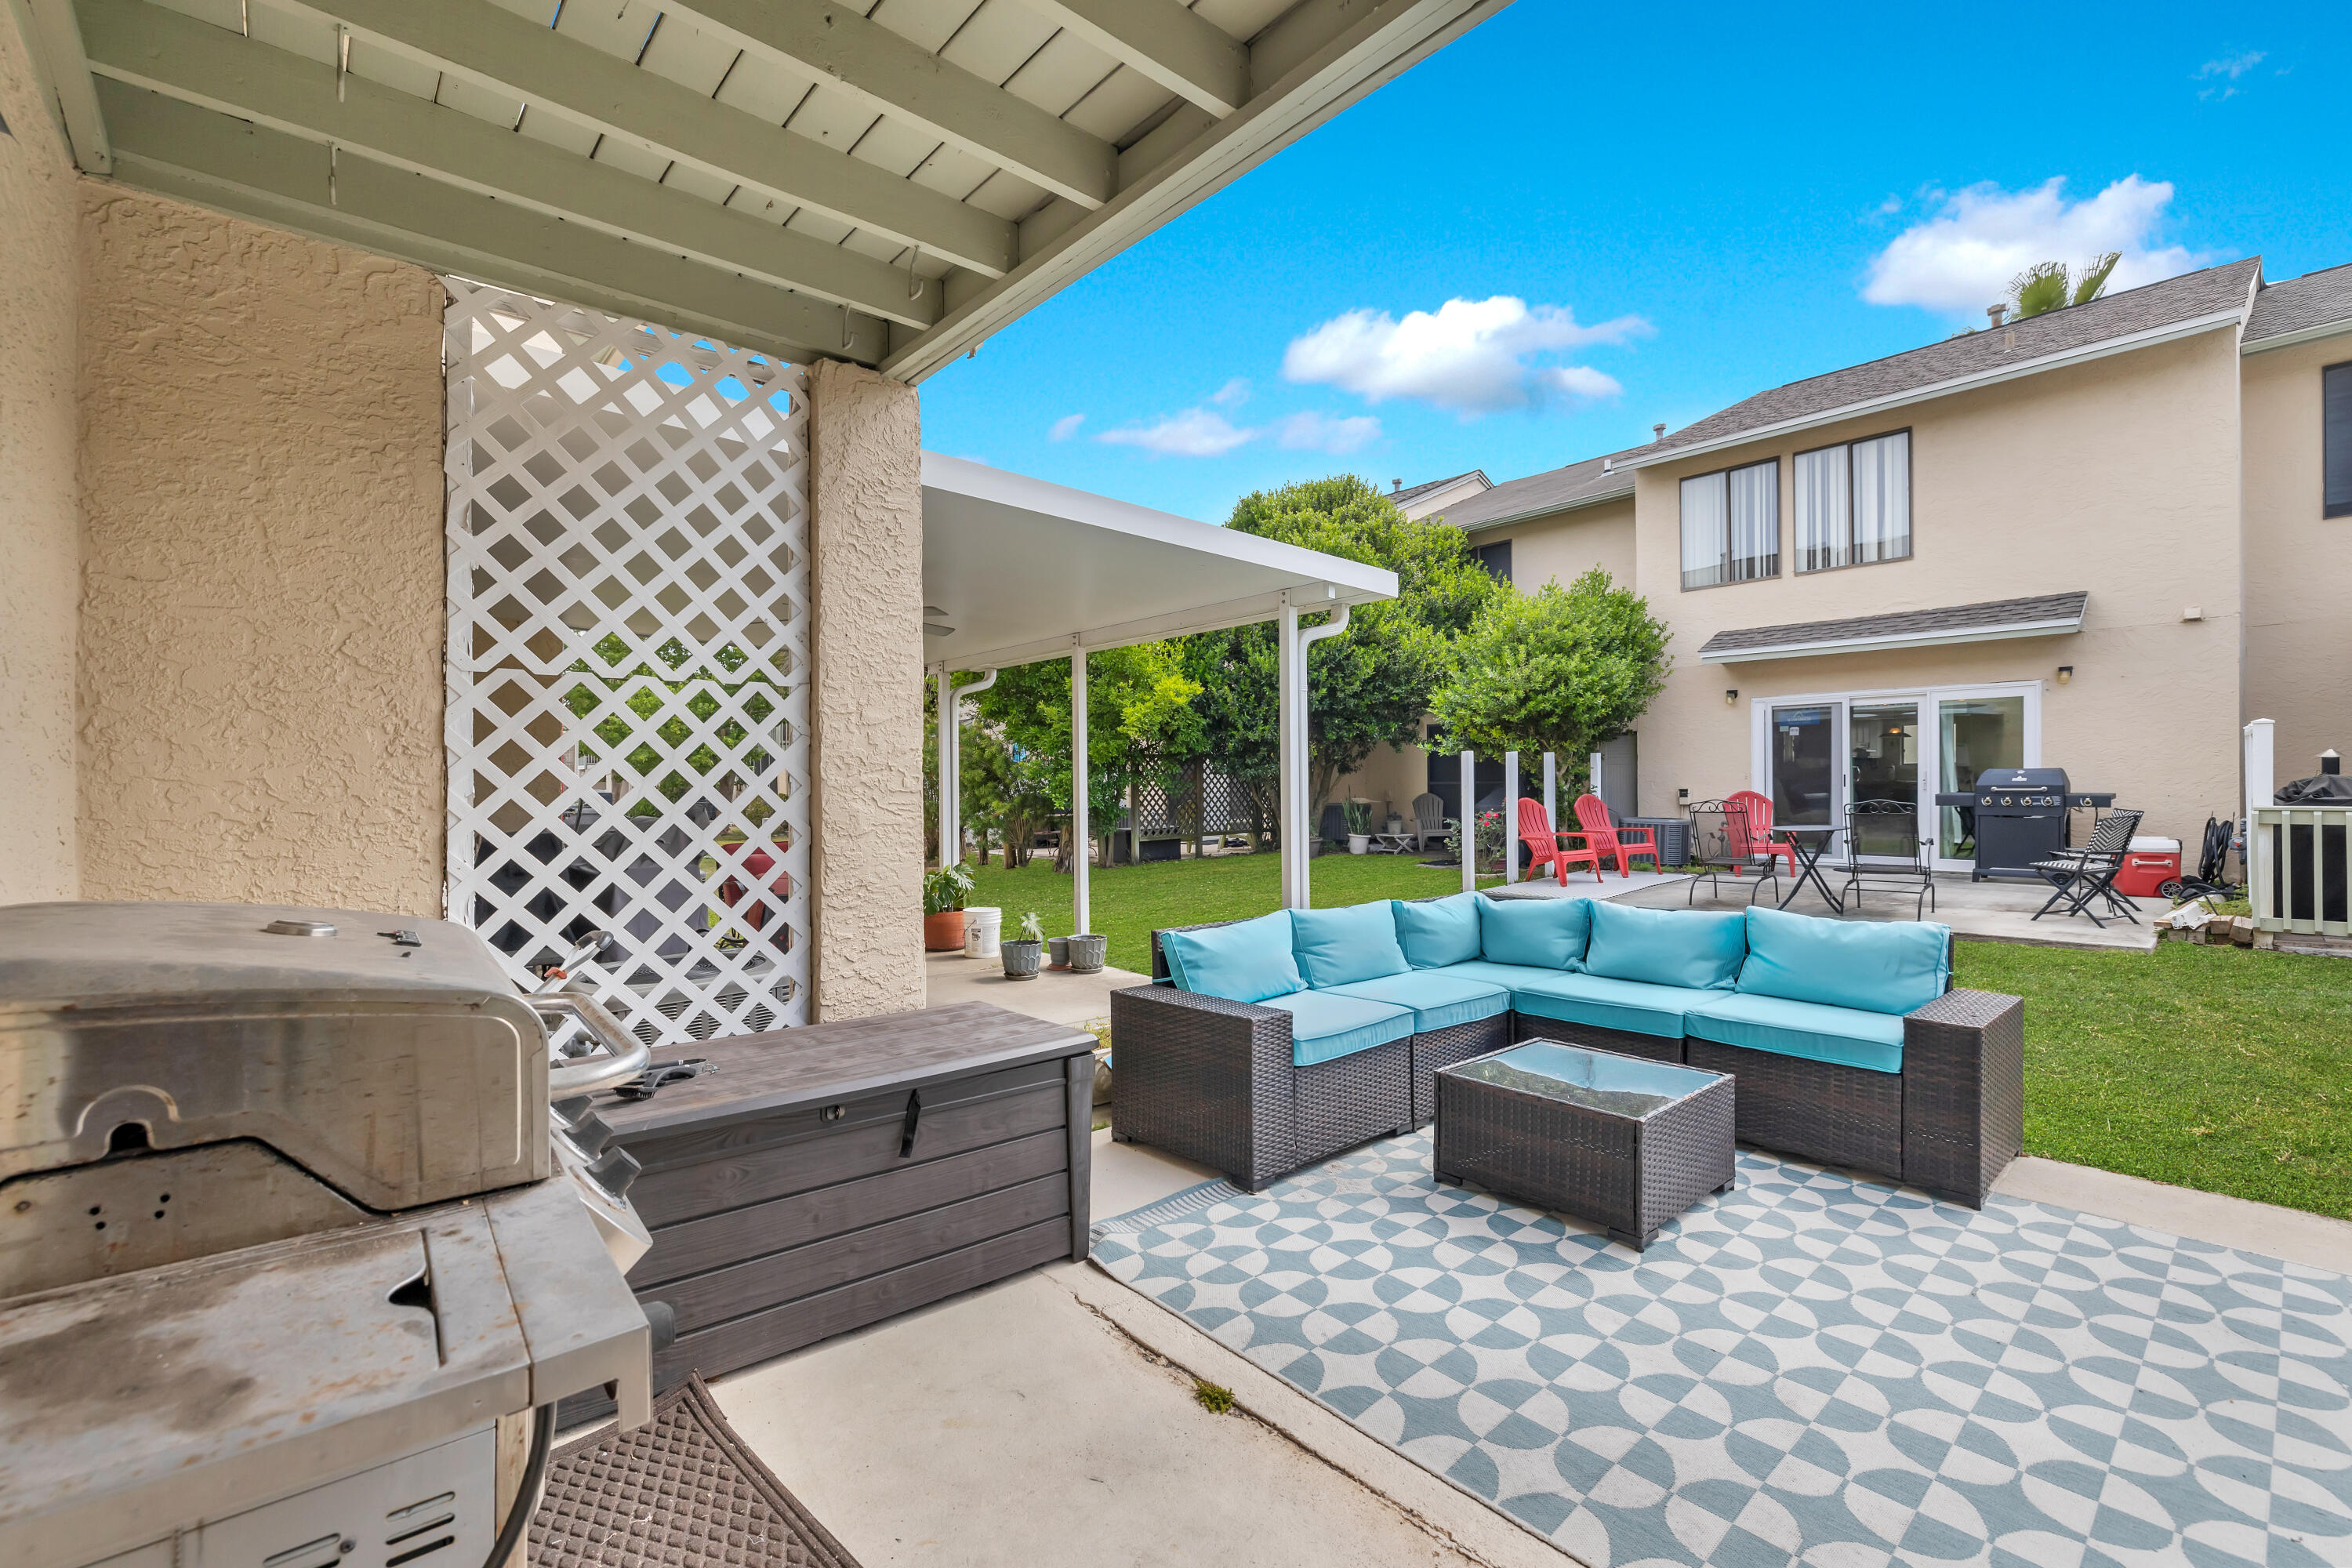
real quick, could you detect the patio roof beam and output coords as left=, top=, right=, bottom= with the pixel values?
left=882, top=0, right=1510, bottom=381
left=1022, top=0, right=1250, bottom=118
left=99, top=82, right=887, bottom=367
left=9, top=0, right=112, bottom=170
left=79, top=0, right=938, bottom=329
left=271, top=0, right=1020, bottom=278
left=652, top=0, right=1115, bottom=210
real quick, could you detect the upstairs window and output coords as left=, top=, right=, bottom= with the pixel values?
left=1795, top=430, right=1911, bottom=572
left=1470, top=539, right=1512, bottom=583
left=1680, top=458, right=1778, bottom=590
left=2327, top=361, right=2352, bottom=519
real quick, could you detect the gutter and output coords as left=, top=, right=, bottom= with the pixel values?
left=1617, top=307, right=2250, bottom=471
left=2242, top=315, right=2352, bottom=355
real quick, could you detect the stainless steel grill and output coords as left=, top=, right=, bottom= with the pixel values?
left=0, top=902, right=655, bottom=1568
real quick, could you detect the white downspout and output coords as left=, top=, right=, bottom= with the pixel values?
left=1503, top=750, right=1519, bottom=883
left=1460, top=750, right=1475, bottom=894
left=935, top=666, right=954, bottom=866
left=1543, top=753, right=1558, bottom=844
left=946, top=667, right=996, bottom=864
left=1276, top=596, right=1299, bottom=908
left=1292, top=600, right=1350, bottom=909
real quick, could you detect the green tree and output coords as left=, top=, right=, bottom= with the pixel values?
left=973, top=644, right=1201, bottom=870
left=2009, top=252, right=2121, bottom=319
left=1178, top=475, right=1502, bottom=828
left=1428, top=568, right=1671, bottom=793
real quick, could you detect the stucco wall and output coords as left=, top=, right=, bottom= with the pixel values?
left=2241, top=332, right=2352, bottom=779
left=1628, top=329, right=2246, bottom=843
left=807, top=359, right=926, bottom=1021
left=76, top=187, right=446, bottom=913
left=0, top=20, right=84, bottom=903
left=1465, top=493, right=1637, bottom=593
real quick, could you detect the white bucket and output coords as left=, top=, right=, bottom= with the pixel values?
left=962, top=906, right=1002, bottom=959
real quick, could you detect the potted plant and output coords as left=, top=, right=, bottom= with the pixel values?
left=1343, top=800, right=1372, bottom=855
left=924, top=862, right=975, bottom=951
left=1000, top=910, right=1044, bottom=979
left=1065, top=931, right=1108, bottom=973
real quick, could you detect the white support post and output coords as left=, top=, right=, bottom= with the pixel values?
left=1460, top=750, right=1475, bottom=894
left=1543, top=752, right=1558, bottom=836
left=1276, top=594, right=1301, bottom=909
left=1590, top=750, right=1605, bottom=811
left=1293, top=600, right=1351, bottom=910
left=935, top=666, right=954, bottom=866
left=1072, top=644, right=1090, bottom=936
left=1503, top=751, right=1519, bottom=883
left=2244, top=717, right=2274, bottom=888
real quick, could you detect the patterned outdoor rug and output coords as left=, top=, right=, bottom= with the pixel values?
left=1093, top=1133, right=2352, bottom=1567
left=531, top=1374, right=862, bottom=1567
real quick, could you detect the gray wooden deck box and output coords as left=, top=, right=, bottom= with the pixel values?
left=568, top=1002, right=1096, bottom=1417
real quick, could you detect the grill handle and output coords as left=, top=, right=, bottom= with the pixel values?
left=531, top=993, right=653, bottom=1098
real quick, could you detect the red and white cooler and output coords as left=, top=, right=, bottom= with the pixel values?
left=2114, top=836, right=2183, bottom=897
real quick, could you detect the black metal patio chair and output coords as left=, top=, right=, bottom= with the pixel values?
left=2030, top=808, right=2144, bottom=927
left=1841, top=799, right=1937, bottom=918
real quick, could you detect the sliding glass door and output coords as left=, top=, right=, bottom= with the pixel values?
left=1755, top=683, right=2038, bottom=872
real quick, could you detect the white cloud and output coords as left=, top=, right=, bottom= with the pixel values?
left=2195, top=49, right=2264, bottom=96
left=1861, top=176, right=2209, bottom=315
left=1276, top=411, right=1382, bottom=455
left=1047, top=413, right=1084, bottom=441
left=1282, top=296, right=1649, bottom=416
left=1096, top=408, right=1257, bottom=457
left=1209, top=378, right=1251, bottom=408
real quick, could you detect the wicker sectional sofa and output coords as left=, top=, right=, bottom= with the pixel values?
left=1109, top=892, right=2023, bottom=1205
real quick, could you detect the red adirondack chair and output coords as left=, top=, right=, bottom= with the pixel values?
left=1723, top=789, right=1799, bottom=879
left=1571, top=793, right=1661, bottom=877
left=1516, top=796, right=1600, bottom=885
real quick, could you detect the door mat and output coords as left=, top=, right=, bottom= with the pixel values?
left=531, top=1374, right=864, bottom=1568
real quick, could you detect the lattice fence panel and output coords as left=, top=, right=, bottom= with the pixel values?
left=442, top=278, right=809, bottom=1046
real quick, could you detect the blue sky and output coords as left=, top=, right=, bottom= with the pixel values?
left=917, top=2, right=2350, bottom=523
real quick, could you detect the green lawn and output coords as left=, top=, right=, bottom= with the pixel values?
left=964, top=854, right=2352, bottom=1220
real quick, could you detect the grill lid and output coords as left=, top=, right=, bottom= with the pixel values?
left=1969, top=768, right=2070, bottom=799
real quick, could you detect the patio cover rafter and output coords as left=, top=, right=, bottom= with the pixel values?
left=1020, top=1, right=1253, bottom=118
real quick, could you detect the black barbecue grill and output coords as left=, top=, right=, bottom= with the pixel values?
left=1934, top=766, right=2116, bottom=881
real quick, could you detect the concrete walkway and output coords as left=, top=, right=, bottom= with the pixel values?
left=923, top=948, right=1145, bottom=1028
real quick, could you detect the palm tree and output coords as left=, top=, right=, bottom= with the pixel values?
left=2008, top=252, right=2122, bottom=319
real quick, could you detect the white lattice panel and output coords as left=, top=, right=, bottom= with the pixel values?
left=442, top=278, right=809, bottom=1045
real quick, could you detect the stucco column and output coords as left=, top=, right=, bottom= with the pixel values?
left=806, top=358, right=926, bottom=1022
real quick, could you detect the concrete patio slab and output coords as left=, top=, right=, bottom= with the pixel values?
left=1610, top=869, right=2160, bottom=952
left=1479, top=869, right=1689, bottom=902
left=922, top=948, right=1144, bottom=1028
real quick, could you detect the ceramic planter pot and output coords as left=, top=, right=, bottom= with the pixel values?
left=1348, top=834, right=1370, bottom=855
left=1047, top=936, right=1070, bottom=968
left=1000, top=938, right=1042, bottom=979
left=923, top=909, right=966, bottom=952
left=1066, top=933, right=1107, bottom=973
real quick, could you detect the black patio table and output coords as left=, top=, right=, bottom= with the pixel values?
left=1772, top=824, right=1846, bottom=914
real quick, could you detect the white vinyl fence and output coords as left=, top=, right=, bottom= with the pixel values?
left=2250, top=806, right=2352, bottom=937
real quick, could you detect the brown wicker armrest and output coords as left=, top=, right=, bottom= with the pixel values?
left=1900, top=987, right=2024, bottom=1209
left=1109, top=982, right=1297, bottom=1189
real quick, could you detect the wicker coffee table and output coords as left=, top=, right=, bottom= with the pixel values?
left=1433, top=1040, right=1736, bottom=1250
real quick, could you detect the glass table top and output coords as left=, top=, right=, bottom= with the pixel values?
left=1447, top=1040, right=1722, bottom=1119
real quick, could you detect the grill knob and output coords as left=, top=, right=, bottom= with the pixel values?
left=586, top=1145, right=641, bottom=1200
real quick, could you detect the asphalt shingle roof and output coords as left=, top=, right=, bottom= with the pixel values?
left=2246, top=263, right=2352, bottom=344
left=1429, top=449, right=1644, bottom=530
left=1655, top=260, right=2262, bottom=456
left=1698, top=592, right=2090, bottom=658
left=1387, top=470, right=1490, bottom=510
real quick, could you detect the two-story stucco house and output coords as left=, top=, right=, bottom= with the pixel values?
left=1367, top=257, right=2352, bottom=869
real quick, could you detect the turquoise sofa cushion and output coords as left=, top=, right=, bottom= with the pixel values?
left=1508, top=970, right=1707, bottom=1040
left=1685, top=992, right=1905, bottom=1075
left=1163, top=912, right=1302, bottom=1004
left=1290, top=901, right=1410, bottom=989
left=1477, top=895, right=1592, bottom=971
left=1584, top=901, right=1744, bottom=991
left=1323, top=971, right=1511, bottom=1033
left=1392, top=892, right=1483, bottom=968
left=1738, top=905, right=1949, bottom=1016
left=1261, top=990, right=1417, bottom=1067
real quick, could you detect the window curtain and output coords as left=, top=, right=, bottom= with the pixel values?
left=1793, top=446, right=1849, bottom=572
left=1853, top=431, right=1911, bottom=562
left=1680, top=471, right=1728, bottom=588
left=1726, top=460, right=1778, bottom=580
left=2325, top=364, right=2352, bottom=517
